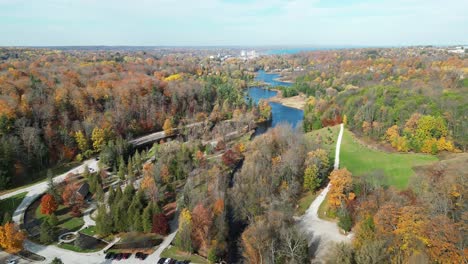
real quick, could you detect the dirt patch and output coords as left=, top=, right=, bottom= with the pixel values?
left=267, top=91, right=306, bottom=110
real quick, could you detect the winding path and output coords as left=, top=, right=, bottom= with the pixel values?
left=297, top=124, right=351, bottom=262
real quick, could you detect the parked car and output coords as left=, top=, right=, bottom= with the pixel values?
left=105, top=252, right=114, bottom=259
left=122, top=253, right=131, bottom=259
left=115, top=253, right=123, bottom=260
left=158, top=258, right=167, bottom=264
left=5, top=258, right=18, bottom=264
left=169, top=259, right=177, bottom=264
left=139, top=253, right=148, bottom=260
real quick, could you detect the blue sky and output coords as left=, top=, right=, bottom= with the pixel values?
left=0, top=0, right=467, bottom=46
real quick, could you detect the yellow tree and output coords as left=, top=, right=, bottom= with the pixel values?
left=0, top=223, right=25, bottom=253
left=328, top=168, right=353, bottom=209
left=163, top=118, right=174, bottom=136
left=91, top=127, right=107, bottom=152
left=74, top=130, right=88, bottom=153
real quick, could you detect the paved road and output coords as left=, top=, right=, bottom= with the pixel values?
left=297, top=124, right=351, bottom=263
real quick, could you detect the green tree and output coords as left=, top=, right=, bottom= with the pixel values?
left=39, top=220, right=55, bottom=244
left=175, top=208, right=193, bottom=252
left=96, top=206, right=112, bottom=236
left=303, top=165, right=321, bottom=192
left=50, top=257, right=63, bottom=264
left=142, top=203, right=154, bottom=233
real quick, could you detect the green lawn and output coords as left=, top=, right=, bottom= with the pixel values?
left=0, top=192, right=27, bottom=221
left=296, top=191, right=319, bottom=215
left=58, top=242, right=102, bottom=253
left=161, top=246, right=209, bottom=264
left=80, top=226, right=97, bottom=236
left=340, top=129, right=438, bottom=189
left=307, top=126, right=438, bottom=189
left=35, top=203, right=84, bottom=231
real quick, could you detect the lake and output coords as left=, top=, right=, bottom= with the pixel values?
left=247, top=70, right=304, bottom=131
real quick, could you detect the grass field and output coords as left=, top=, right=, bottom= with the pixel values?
left=35, top=203, right=84, bottom=231
left=306, top=125, right=438, bottom=189
left=296, top=191, right=320, bottom=215
left=0, top=192, right=27, bottom=221
left=340, top=129, right=438, bottom=189
left=161, top=246, right=209, bottom=264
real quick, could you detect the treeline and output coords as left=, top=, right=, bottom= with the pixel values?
left=303, top=85, right=466, bottom=152
left=0, top=48, right=257, bottom=190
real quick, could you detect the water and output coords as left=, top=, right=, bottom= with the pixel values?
left=247, top=70, right=304, bottom=130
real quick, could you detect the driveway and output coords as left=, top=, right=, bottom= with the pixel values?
left=297, top=124, right=351, bottom=262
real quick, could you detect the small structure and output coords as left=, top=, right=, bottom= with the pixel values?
left=77, top=182, right=90, bottom=199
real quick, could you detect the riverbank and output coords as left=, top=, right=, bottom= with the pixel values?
left=267, top=90, right=306, bottom=110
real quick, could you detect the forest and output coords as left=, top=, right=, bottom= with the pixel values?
left=0, top=48, right=262, bottom=191
left=0, top=47, right=466, bottom=264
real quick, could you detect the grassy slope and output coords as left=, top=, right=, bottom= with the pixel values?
left=161, top=246, right=209, bottom=264
left=0, top=192, right=27, bottom=219
left=306, top=125, right=438, bottom=189
left=340, top=129, right=437, bottom=189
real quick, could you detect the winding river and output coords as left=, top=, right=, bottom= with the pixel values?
left=247, top=70, right=304, bottom=130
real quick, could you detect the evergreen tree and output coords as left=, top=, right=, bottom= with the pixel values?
left=47, top=169, right=61, bottom=203
left=117, top=157, right=126, bottom=180
left=39, top=220, right=55, bottom=244
left=142, top=203, right=154, bottom=233
left=134, top=150, right=142, bottom=173
left=107, top=186, right=115, bottom=204
left=96, top=206, right=112, bottom=236
left=127, top=158, right=134, bottom=181
left=2, top=212, right=11, bottom=225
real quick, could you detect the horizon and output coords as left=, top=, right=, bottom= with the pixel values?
left=1, top=0, right=467, bottom=46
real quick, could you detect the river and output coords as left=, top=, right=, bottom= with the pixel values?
left=247, top=70, right=304, bottom=131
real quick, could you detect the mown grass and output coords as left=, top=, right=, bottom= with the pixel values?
left=307, top=126, right=438, bottom=189
left=0, top=192, right=27, bottom=220
left=80, top=226, right=97, bottom=236
left=296, top=191, right=319, bottom=215
left=161, top=246, right=209, bottom=264
left=57, top=242, right=102, bottom=253
left=35, top=203, right=84, bottom=231
left=340, top=129, right=437, bottom=189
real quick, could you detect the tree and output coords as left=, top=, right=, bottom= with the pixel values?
left=39, top=219, right=55, bottom=244
left=40, top=193, right=58, bottom=215
left=328, top=168, right=353, bottom=209
left=152, top=213, right=169, bottom=235
left=47, top=169, right=60, bottom=203
left=325, top=242, right=354, bottom=264
left=303, top=165, right=321, bottom=192
left=50, top=257, right=63, bottom=264
left=191, top=203, right=213, bottom=254
left=163, top=118, right=174, bottom=136
left=0, top=222, right=25, bottom=253
left=142, top=203, right=154, bottom=233
left=95, top=205, right=112, bottom=236
left=337, top=206, right=353, bottom=232
left=62, top=182, right=79, bottom=206
left=91, top=127, right=108, bottom=153
left=175, top=208, right=193, bottom=252
left=355, top=240, right=389, bottom=264
left=74, top=130, right=89, bottom=153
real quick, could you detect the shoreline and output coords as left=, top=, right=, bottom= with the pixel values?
left=267, top=89, right=306, bottom=110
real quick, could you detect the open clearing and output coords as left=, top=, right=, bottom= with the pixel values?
left=307, top=125, right=438, bottom=189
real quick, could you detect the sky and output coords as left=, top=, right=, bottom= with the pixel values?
left=0, top=0, right=467, bottom=46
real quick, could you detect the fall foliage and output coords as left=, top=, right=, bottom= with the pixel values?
left=0, top=222, right=25, bottom=253
left=40, top=193, right=58, bottom=215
